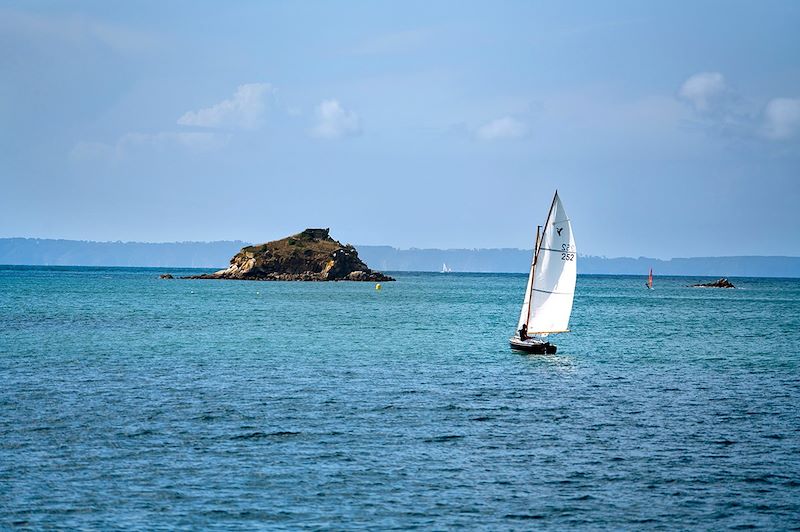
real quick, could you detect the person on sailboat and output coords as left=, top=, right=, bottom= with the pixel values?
left=518, top=323, right=529, bottom=341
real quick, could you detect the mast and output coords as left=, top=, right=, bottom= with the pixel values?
left=528, top=224, right=541, bottom=309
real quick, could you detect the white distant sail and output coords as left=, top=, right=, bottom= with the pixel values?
left=516, top=192, right=576, bottom=335
left=441, top=263, right=452, bottom=273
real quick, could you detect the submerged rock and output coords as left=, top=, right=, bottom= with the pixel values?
left=692, top=277, right=735, bottom=288
left=184, top=228, right=394, bottom=282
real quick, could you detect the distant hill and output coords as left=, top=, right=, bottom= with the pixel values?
left=1, top=238, right=799, bottom=277
left=356, top=246, right=800, bottom=278
left=0, top=238, right=246, bottom=268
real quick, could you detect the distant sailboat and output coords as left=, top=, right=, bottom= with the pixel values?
left=646, top=268, right=653, bottom=290
left=441, top=263, right=452, bottom=273
left=509, top=191, right=576, bottom=354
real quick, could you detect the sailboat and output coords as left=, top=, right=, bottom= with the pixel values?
left=509, top=191, right=577, bottom=354
left=441, top=263, right=452, bottom=273
left=646, top=268, right=653, bottom=289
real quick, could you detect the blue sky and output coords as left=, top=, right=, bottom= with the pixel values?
left=1, top=1, right=798, bottom=258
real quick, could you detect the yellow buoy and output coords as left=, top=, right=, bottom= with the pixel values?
left=375, top=283, right=382, bottom=291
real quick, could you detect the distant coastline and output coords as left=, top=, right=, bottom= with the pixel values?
left=356, top=247, right=800, bottom=278
left=1, top=238, right=799, bottom=278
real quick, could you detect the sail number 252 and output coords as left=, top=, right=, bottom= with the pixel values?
left=561, top=243, right=575, bottom=261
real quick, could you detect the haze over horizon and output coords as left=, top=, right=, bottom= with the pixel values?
left=2, top=1, right=799, bottom=260
left=3, top=235, right=800, bottom=261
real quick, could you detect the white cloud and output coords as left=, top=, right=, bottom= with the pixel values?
left=476, top=117, right=527, bottom=140
left=310, top=100, right=361, bottom=139
left=678, top=72, right=726, bottom=111
left=760, top=97, right=800, bottom=140
left=677, top=73, right=799, bottom=142
left=178, top=83, right=273, bottom=130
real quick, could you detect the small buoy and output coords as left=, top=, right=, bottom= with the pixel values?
left=375, top=283, right=382, bottom=291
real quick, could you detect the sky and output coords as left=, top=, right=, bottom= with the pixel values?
left=1, top=1, right=799, bottom=258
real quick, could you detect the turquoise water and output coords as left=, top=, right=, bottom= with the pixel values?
left=1, top=266, right=799, bottom=529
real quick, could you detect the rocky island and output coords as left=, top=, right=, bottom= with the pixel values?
left=184, top=228, right=394, bottom=282
left=692, top=278, right=735, bottom=288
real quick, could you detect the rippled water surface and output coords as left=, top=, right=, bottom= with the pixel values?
left=1, top=267, right=799, bottom=529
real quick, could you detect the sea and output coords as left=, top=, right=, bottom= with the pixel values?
left=1, top=266, right=799, bottom=530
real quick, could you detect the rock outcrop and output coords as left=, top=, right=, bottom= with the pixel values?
left=159, top=273, right=174, bottom=279
left=184, top=228, right=394, bottom=282
left=692, top=278, right=735, bottom=288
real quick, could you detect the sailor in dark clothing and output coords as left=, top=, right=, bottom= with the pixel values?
left=518, top=323, right=528, bottom=340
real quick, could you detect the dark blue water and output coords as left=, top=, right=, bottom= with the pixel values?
left=1, top=267, right=799, bottom=529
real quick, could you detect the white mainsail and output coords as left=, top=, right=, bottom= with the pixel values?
left=516, top=191, right=576, bottom=335
left=517, top=226, right=538, bottom=331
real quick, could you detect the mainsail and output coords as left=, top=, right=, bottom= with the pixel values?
left=647, top=268, right=653, bottom=289
left=517, top=226, right=538, bottom=332
left=516, top=192, right=577, bottom=335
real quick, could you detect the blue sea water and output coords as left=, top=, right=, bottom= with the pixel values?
left=1, top=266, right=799, bottom=530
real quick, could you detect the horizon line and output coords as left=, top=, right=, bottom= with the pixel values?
left=2, top=263, right=797, bottom=280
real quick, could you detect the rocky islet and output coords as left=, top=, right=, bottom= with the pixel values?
left=184, top=228, right=394, bottom=282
